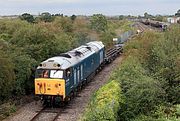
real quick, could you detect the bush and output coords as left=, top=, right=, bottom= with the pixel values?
left=100, top=31, right=116, bottom=49
left=117, top=25, right=180, bottom=121
left=146, top=25, right=180, bottom=104
left=10, top=52, right=37, bottom=95
left=90, top=14, right=108, bottom=32
left=0, top=50, right=15, bottom=103
left=116, top=55, right=165, bottom=121
left=80, top=80, right=124, bottom=121
left=133, top=104, right=180, bottom=121
left=0, top=103, right=16, bottom=120
left=9, top=25, right=57, bottom=62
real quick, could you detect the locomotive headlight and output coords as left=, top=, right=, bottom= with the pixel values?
left=43, top=63, right=46, bottom=67
left=57, top=91, right=59, bottom=95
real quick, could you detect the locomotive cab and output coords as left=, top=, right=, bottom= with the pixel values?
left=35, top=69, right=66, bottom=103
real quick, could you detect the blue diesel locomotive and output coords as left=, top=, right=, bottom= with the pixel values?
left=35, top=41, right=105, bottom=105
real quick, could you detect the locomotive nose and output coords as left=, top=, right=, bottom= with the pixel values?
left=35, top=78, right=65, bottom=99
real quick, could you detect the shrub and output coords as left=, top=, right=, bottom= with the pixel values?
left=117, top=25, right=180, bottom=121
left=0, top=103, right=16, bottom=120
left=0, top=50, right=15, bottom=103
left=117, top=55, right=165, bottom=121
left=80, top=80, right=124, bottom=121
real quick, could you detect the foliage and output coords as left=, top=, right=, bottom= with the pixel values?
left=144, top=12, right=153, bottom=19
left=108, top=20, right=133, bottom=34
left=0, top=19, right=29, bottom=35
left=53, top=17, right=73, bottom=33
left=146, top=25, right=180, bottom=104
left=133, top=104, right=180, bottom=121
left=154, top=15, right=163, bottom=22
left=80, top=80, right=124, bottom=121
left=175, top=9, right=180, bottom=17
left=9, top=24, right=58, bottom=61
left=40, top=12, right=55, bottom=22
left=0, top=50, right=15, bottom=103
left=20, top=13, right=35, bottom=23
left=90, top=14, right=108, bottom=32
left=119, top=15, right=124, bottom=20
left=54, top=33, right=75, bottom=53
left=9, top=50, right=37, bottom=95
left=0, top=103, right=16, bottom=120
left=99, top=31, right=116, bottom=49
left=117, top=54, right=166, bottom=121
left=74, top=32, right=89, bottom=47
left=116, top=25, right=180, bottom=121
left=71, top=14, right=77, bottom=21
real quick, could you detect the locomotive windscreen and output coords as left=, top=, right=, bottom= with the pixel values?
left=35, top=69, right=63, bottom=79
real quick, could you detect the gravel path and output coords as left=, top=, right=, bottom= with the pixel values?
left=3, top=101, right=42, bottom=121
left=3, top=56, right=123, bottom=121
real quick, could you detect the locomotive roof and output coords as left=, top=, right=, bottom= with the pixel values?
left=37, top=41, right=104, bottom=70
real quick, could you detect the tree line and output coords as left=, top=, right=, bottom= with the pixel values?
left=19, top=12, right=77, bottom=23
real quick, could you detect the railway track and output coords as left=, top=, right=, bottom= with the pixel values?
left=135, top=22, right=162, bottom=33
left=136, top=22, right=150, bottom=32
left=30, top=106, right=63, bottom=121
left=136, top=22, right=146, bottom=32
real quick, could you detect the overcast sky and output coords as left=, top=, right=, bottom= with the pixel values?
left=0, top=0, right=179, bottom=16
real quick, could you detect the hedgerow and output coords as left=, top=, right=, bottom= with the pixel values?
left=80, top=80, right=124, bottom=121
left=81, top=25, right=180, bottom=121
left=117, top=25, right=180, bottom=120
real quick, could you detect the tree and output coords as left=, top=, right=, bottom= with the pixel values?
left=54, top=17, right=73, bottom=32
left=144, top=12, right=153, bottom=19
left=119, top=15, right=124, bottom=20
left=90, top=14, right=108, bottom=32
left=178, top=9, right=180, bottom=13
left=144, top=12, right=149, bottom=19
left=0, top=50, right=15, bottom=103
left=40, top=12, right=54, bottom=22
left=155, top=15, right=163, bottom=22
left=138, top=15, right=142, bottom=19
left=175, top=9, right=180, bottom=17
left=71, top=14, right=77, bottom=21
left=100, top=31, right=115, bottom=48
left=20, top=13, right=34, bottom=23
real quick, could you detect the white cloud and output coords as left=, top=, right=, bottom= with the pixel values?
left=5, top=0, right=83, bottom=3
left=0, top=0, right=179, bottom=15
